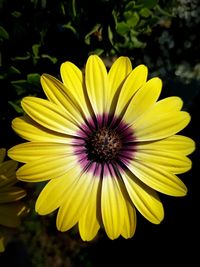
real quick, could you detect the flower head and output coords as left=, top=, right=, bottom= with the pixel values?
left=0, top=148, right=27, bottom=252
left=8, top=55, right=195, bottom=240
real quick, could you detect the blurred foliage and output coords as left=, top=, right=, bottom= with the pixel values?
left=0, top=0, right=200, bottom=140
left=0, top=0, right=200, bottom=266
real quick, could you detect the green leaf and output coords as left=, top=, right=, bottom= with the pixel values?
left=11, top=80, right=28, bottom=96
left=11, top=11, right=22, bottom=18
left=0, top=74, right=7, bottom=80
left=72, top=0, right=77, bottom=18
left=155, top=5, right=174, bottom=17
left=141, top=25, right=152, bottom=34
left=125, top=1, right=137, bottom=11
left=11, top=79, right=27, bottom=85
left=112, top=10, right=118, bottom=25
left=32, top=44, right=41, bottom=65
left=0, top=26, right=9, bottom=40
left=27, top=73, right=40, bottom=85
left=41, top=54, right=58, bottom=64
left=138, top=0, right=158, bottom=9
left=32, top=44, right=40, bottom=58
left=62, top=22, right=77, bottom=35
left=11, top=54, right=31, bottom=61
left=126, top=12, right=140, bottom=27
left=85, top=24, right=101, bottom=45
left=116, top=22, right=130, bottom=36
left=108, top=25, right=114, bottom=46
left=139, top=8, right=152, bottom=18
left=130, top=31, right=146, bottom=48
left=90, top=48, right=104, bottom=56
left=8, top=101, right=24, bottom=114
left=8, top=66, right=21, bottom=75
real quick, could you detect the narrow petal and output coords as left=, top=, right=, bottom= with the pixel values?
left=134, top=110, right=191, bottom=141
left=115, top=65, right=148, bottom=116
left=123, top=77, right=162, bottom=124
left=78, top=177, right=100, bottom=241
left=108, top=57, right=132, bottom=113
left=136, top=135, right=195, bottom=156
left=36, top=166, right=82, bottom=215
left=16, top=155, right=78, bottom=182
left=128, top=160, right=187, bottom=196
left=0, top=203, right=26, bottom=227
left=0, top=176, right=16, bottom=189
left=8, top=142, right=73, bottom=163
left=0, top=237, right=5, bottom=252
left=154, top=96, right=183, bottom=112
left=41, top=74, right=84, bottom=124
left=0, top=148, right=6, bottom=163
left=11, top=116, right=72, bottom=143
left=0, top=187, right=26, bottom=203
left=135, top=150, right=192, bottom=174
left=85, top=55, right=108, bottom=114
left=122, top=170, right=164, bottom=224
left=121, top=199, right=137, bottom=238
left=101, top=172, right=125, bottom=240
left=56, top=171, right=95, bottom=232
left=60, top=61, right=91, bottom=118
left=0, top=160, right=18, bottom=181
left=21, top=97, right=79, bottom=136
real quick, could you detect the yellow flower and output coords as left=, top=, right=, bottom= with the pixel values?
left=8, top=55, right=195, bottom=241
left=0, top=148, right=27, bottom=252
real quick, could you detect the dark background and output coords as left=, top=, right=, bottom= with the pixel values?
left=0, top=0, right=199, bottom=266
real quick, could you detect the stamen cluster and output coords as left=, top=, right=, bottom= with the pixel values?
left=85, top=127, right=122, bottom=162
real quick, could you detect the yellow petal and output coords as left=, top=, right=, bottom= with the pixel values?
left=60, top=61, right=91, bottom=118
left=8, top=142, right=73, bottom=163
left=0, top=202, right=26, bottom=227
left=41, top=74, right=84, bottom=124
left=0, top=160, right=18, bottom=181
left=108, top=57, right=132, bottom=113
left=123, top=77, right=162, bottom=125
left=134, top=110, right=191, bottom=141
left=0, top=187, right=26, bottom=203
left=16, top=154, right=78, bottom=182
left=85, top=55, right=108, bottom=114
left=135, top=150, right=192, bottom=174
left=0, top=148, right=6, bottom=163
left=136, top=135, right=195, bottom=156
left=21, top=97, right=79, bottom=136
left=128, top=160, right=187, bottom=196
left=0, top=176, right=16, bottom=188
left=101, top=174, right=125, bottom=240
left=121, top=199, right=137, bottom=238
left=154, top=96, right=183, bottom=112
left=115, top=65, right=148, bottom=116
left=122, top=170, right=164, bottom=224
left=56, top=170, right=95, bottom=232
left=12, top=116, right=72, bottom=143
left=36, top=166, right=82, bottom=215
left=0, top=237, right=5, bottom=252
left=78, top=178, right=100, bottom=241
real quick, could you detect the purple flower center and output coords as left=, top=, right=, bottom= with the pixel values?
left=85, top=127, right=122, bottom=163
left=74, top=114, right=136, bottom=170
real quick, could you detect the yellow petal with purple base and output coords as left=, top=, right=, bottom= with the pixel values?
left=56, top=170, right=95, bottom=232
left=101, top=174, right=125, bottom=240
left=129, top=160, right=187, bottom=196
left=22, top=97, right=79, bottom=136
left=85, top=55, right=108, bottom=115
left=122, top=171, right=164, bottom=224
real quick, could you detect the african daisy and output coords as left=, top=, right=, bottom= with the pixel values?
left=8, top=55, right=195, bottom=240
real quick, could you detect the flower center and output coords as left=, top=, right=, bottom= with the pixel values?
left=85, top=127, right=122, bottom=163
